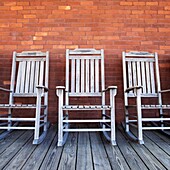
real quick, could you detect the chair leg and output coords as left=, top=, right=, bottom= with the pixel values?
left=33, top=91, right=41, bottom=144
left=110, top=89, right=116, bottom=145
left=58, top=108, right=63, bottom=146
left=125, top=107, right=129, bottom=133
left=136, top=94, right=144, bottom=144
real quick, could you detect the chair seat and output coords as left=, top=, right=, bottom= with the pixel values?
left=62, top=105, right=111, bottom=110
left=125, top=104, right=170, bottom=109
left=0, top=104, right=46, bottom=108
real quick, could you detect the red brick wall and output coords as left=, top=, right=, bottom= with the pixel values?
left=0, top=0, right=170, bottom=123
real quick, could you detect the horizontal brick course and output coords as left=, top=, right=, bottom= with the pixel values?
left=0, top=0, right=170, bottom=124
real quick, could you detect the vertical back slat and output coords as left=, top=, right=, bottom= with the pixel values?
left=127, top=61, right=132, bottom=88
left=25, top=61, right=31, bottom=93
left=15, top=62, right=22, bottom=93
left=20, top=61, right=26, bottom=93
left=34, top=61, right=40, bottom=93
left=95, top=59, right=99, bottom=92
left=81, top=59, right=84, bottom=93
left=90, top=59, right=94, bottom=92
left=137, top=61, right=141, bottom=87
left=150, top=62, right=155, bottom=93
left=71, top=59, right=75, bottom=93
left=76, top=59, right=80, bottom=93
left=86, top=59, right=89, bottom=93
left=132, top=61, right=137, bottom=86
left=39, top=61, right=44, bottom=86
left=141, top=61, right=146, bottom=93
left=146, top=62, right=151, bottom=93
left=29, top=61, right=35, bottom=93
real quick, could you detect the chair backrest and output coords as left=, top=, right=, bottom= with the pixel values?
left=10, top=51, right=49, bottom=97
left=122, top=51, right=161, bottom=97
left=65, top=49, right=105, bottom=97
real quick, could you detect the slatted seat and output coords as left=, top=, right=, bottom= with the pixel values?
left=62, top=105, right=111, bottom=110
left=122, top=51, right=170, bottom=144
left=0, top=51, right=49, bottom=144
left=56, top=49, right=117, bottom=146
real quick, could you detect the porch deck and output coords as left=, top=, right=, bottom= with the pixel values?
left=0, top=125, right=169, bottom=170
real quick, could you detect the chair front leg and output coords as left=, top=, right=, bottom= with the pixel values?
left=136, top=88, right=144, bottom=144
left=33, top=88, right=43, bottom=144
left=56, top=89, right=64, bottom=146
left=110, top=88, right=117, bottom=145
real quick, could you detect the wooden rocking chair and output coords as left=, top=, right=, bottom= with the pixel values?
left=122, top=51, right=170, bottom=144
left=0, top=51, right=49, bottom=144
left=56, top=49, right=117, bottom=146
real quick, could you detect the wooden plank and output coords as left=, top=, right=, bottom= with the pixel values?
left=117, top=129, right=147, bottom=169
left=90, top=132, right=112, bottom=170
left=0, top=131, right=25, bottom=154
left=130, top=128, right=170, bottom=169
left=0, top=131, right=33, bottom=169
left=3, top=136, right=36, bottom=170
left=71, top=59, right=75, bottom=93
left=76, top=132, right=93, bottom=170
left=58, top=133, right=78, bottom=170
left=21, top=127, right=56, bottom=170
left=119, top=127, right=166, bottom=170
left=40, top=130, right=63, bottom=170
left=102, top=133, right=130, bottom=170
left=144, top=131, right=170, bottom=155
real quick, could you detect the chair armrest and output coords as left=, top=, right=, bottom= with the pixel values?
left=36, top=85, right=48, bottom=92
left=56, top=86, right=66, bottom=97
left=56, top=86, right=65, bottom=90
left=102, top=86, right=117, bottom=92
left=159, top=89, right=170, bottom=93
left=0, top=87, right=12, bottom=92
left=125, top=86, right=142, bottom=93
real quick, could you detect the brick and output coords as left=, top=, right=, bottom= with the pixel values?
left=24, top=15, right=36, bottom=19
left=120, top=2, right=133, bottom=6
left=35, top=32, right=48, bottom=36
left=58, top=6, right=71, bottom=10
left=146, top=2, right=158, bottom=6
left=11, top=6, right=23, bottom=10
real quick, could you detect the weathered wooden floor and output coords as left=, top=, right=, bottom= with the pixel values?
left=0, top=125, right=170, bottom=170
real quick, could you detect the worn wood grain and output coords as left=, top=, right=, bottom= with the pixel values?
left=0, top=131, right=33, bottom=169
left=102, top=134, right=130, bottom=170
left=76, top=132, right=93, bottom=170
left=117, top=130, right=147, bottom=170
left=90, top=132, right=112, bottom=170
left=58, top=133, right=78, bottom=170
left=0, top=130, right=25, bottom=154
left=40, top=129, right=63, bottom=170
left=21, top=127, right=55, bottom=170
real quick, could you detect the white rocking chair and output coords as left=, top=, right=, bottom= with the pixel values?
left=56, top=49, right=117, bottom=146
left=0, top=51, right=49, bottom=144
left=122, top=51, right=170, bottom=144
